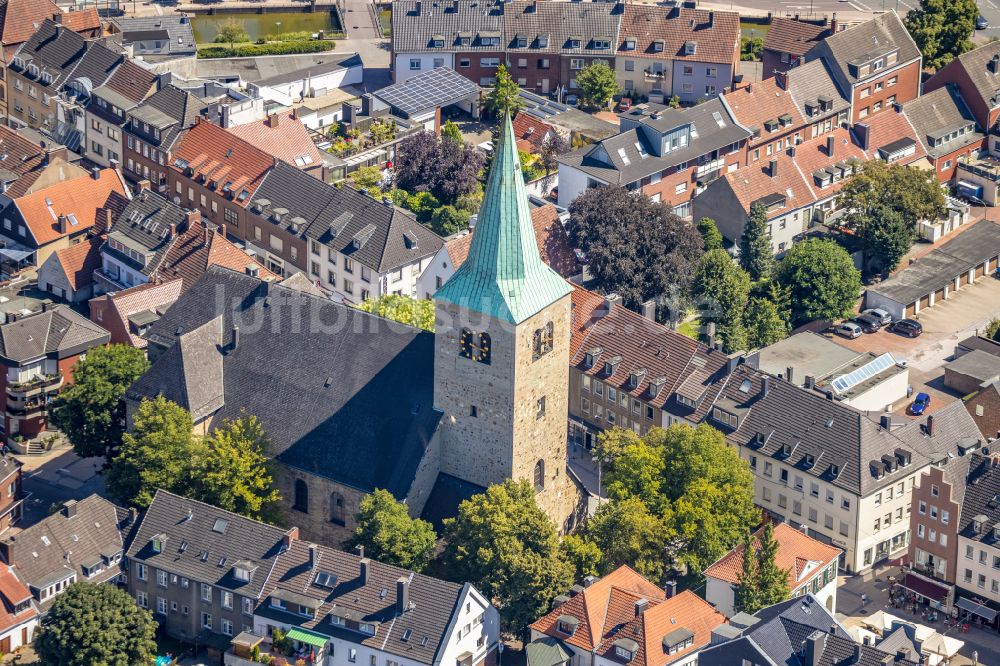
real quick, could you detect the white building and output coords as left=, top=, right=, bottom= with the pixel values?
left=955, top=452, right=1000, bottom=627
left=247, top=54, right=364, bottom=109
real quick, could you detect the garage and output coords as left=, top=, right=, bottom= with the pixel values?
left=865, top=221, right=1000, bottom=320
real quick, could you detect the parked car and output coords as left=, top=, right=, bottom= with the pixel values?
left=565, top=94, right=579, bottom=106
left=909, top=392, right=931, bottom=415
left=863, top=308, right=892, bottom=326
left=836, top=321, right=863, bottom=339
left=618, top=97, right=633, bottom=112
left=977, top=15, right=989, bottom=29
left=851, top=314, right=881, bottom=333
left=891, top=318, right=923, bottom=338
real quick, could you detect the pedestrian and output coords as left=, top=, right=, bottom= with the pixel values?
left=861, top=593, right=868, bottom=606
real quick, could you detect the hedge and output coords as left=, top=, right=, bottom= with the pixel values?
left=198, top=40, right=334, bottom=59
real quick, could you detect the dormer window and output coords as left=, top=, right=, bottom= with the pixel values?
left=624, top=38, right=636, bottom=50
left=359, top=622, right=376, bottom=635
left=583, top=347, right=603, bottom=368
left=568, top=37, right=582, bottom=49
left=652, top=40, right=664, bottom=52
left=649, top=377, right=666, bottom=398
left=431, top=35, right=445, bottom=48
left=150, top=534, right=166, bottom=553
left=684, top=41, right=696, bottom=55
left=593, top=39, right=610, bottom=50
left=614, top=639, right=639, bottom=662
left=538, top=35, right=549, bottom=48
left=556, top=615, right=579, bottom=636
left=803, top=453, right=815, bottom=468
left=604, top=356, right=621, bottom=376
left=663, top=628, right=695, bottom=655
left=628, top=369, right=646, bottom=389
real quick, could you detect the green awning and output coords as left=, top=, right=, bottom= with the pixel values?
left=286, top=627, right=328, bottom=649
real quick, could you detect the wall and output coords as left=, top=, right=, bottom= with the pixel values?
left=671, top=60, right=732, bottom=104
left=251, top=64, right=362, bottom=107
left=508, top=53, right=559, bottom=95
left=276, top=465, right=363, bottom=546
left=415, top=245, right=456, bottom=300
left=908, top=466, right=960, bottom=584
left=957, top=536, right=1000, bottom=605
left=556, top=162, right=601, bottom=207
left=851, top=60, right=921, bottom=124
left=124, top=132, right=171, bottom=193
left=931, top=140, right=985, bottom=182
left=394, top=52, right=456, bottom=82
left=85, top=110, right=126, bottom=169
left=37, top=253, right=86, bottom=302
left=842, top=369, right=908, bottom=413
left=616, top=56, right=672, bottom=99
left=853, top=469, right=922, bottom=573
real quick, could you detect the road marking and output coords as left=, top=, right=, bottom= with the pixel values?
left=848, top=0, right=869, bottom=9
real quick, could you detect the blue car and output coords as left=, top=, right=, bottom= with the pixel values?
left=910, top=392, right=931, bottom=415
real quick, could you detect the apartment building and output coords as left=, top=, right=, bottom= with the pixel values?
left=614, top=4, right=739, bottom=103
left=0, top=125, right=85, bottom=199
left=556, top=99, right=749, bottom=216
left=123, top=84, right=208, bottom=192
left=907, top=456, right=971, bottom=588
left=902, top=84, right=984, bottom=181
left=955, top=453, right=1000, bottom=629
left=84, top=60, right=158, bottom=169
left=6, top=18, right=87, bottom=131
left=0, top=457, right=22, bottom=535
left=0, top=565, right=35, bottom=654
left=761, top=16, right=836, bottom=78
left=805, top=11, right=921, bottom=124
left=925, top=42, right=1000, bottom=138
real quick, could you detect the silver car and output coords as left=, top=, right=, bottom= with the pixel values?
left=836, top=321, right=862, bottom=339
left=863, top=308, right=892, bottom=326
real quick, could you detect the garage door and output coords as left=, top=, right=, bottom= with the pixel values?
left=976, top=263, right=986, bottom=278
left=934, top=288, right=946, bottom=303
left=905, top=302, right=917, bottom=317
left=920, top=295, right=931, bottom=311
left=960, top=272, right=970, bottom=286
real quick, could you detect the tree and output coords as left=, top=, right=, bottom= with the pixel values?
left=538, top=132, right=570, bottom=176
left=349, top=489, right=437, bottom=572
left=349, top=165, right=388, bottom=198
left=863, top=206, right=914, bottom=276
left=357, top=294, right=435, bottom=331
left=906, top=0, right=978, bottom=69
left=395, top=132, right=442, bottom=194
left=602, top=436, right=666, bottom=508
left=443, top=480, right=573, bottom=634
left=49, top=345, right=150, bottom=462
left=216, top=18, right=249, bottom=49
left=739, top=202, right=775, bottom=282
left=395, top=132, right=484, bottom=207
left=733, top=523, right=790, bottom=613
left=986, top=318, right=1000, bottom=341
left=776, top=238, right=862, bottom=325
left=697, top=217, right=724, bottom=251
left=744, top=297, right=788, bottom=349
left=576, top=61, right=620, bottom=110
left=191, top=413, right=281, bottom=523
left=428, top=205, right=469, bottom=236
left=484, top=64, right=524, bottom=118
left=441, top=119, right=463, bottom=145
left=734, top=530, right=761, bottom=613
left=694, top=250, right=750, bottom=353
left=587, top=496, right=671, bottom=583
left=105, top=396, right=199, bottom=509
left=559, top=534, right=602, bottom=580
left=34, top=583, right=157, bottom=666
left=568, top=185, right=703, bottom=309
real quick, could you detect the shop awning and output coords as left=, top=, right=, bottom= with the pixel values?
left=286, top=627, right=329, bottom=649
left=899, top=573, right=950, bottom=602
left=956, top=597, right=998, bottom=622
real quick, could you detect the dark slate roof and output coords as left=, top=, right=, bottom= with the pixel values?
left=63, top=41, right=122, bottom=96
left=392, top=0, right=504, bottom=53
left=9, top=18, right=86, bottom=89
left=128, top=266, right=442, bottom=496
left=104, top=189, right=189, bottom=277
left=258, top=539, right=472, bottom=666
left=254, top=161, right=443, bottom=273
left=706, top=365, right=931, bottom=496
left=930, top=41, right=1000, bottom=114
left=127, top=84, right=207, bottom=149
left=0, top=495, right=132, bottom=612
left=699, top=596, right=920, bottom=666
left=419, top=473, right=485, bottom=531
left=125, top=490, right=293, bottom=600
left=958, top=452, right=1000, bottom=546
left=0, top=304, right=110, bottom=363
left=763, top=17, right=832, bottom=58
left=868, top=221, right=1000, bottom=305
left=504, top=0, right=622, bottom=56
left=785, top=59, right=850, bottom=119
left=111, top=15, right=196, bottom=54
left=902, top=84, right=982, bottom=159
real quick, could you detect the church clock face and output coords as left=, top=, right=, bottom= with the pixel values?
left=459, top=329, right=491, bottom=365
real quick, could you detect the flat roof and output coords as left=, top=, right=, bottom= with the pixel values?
left=946, top=349, right=1000, bottom=382
left=754, top=332, right=861, bottom=383
left=868, top=221, right=1000, bottom=305
left=374, top=67, right=480, bottom=117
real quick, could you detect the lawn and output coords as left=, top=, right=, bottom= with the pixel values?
left=379, top=7, right=392, bottom=36
left=740, top=21, right=769, bottom=40
left=676, top=317, right=703, bottom=341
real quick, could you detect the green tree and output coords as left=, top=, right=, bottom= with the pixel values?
left=740, top=202, right=775, bottom=282
left=734, top=530, right=761, bottom=613
left=744, top=296, right=788, bottom=349
left=428, top=204, right=469, bottom=236
left=443, top=480, right=573, bottom=634
left=349, top=165, right=386, bottom=197
left=34, top=583, right=157, bottom=666
left=559, top=534, right=602, bottom=580
left=697, top=217, right=724, bottom=251
left=602, top=436, right=666, bottom=508
left=592, top=427, right=642, bottom=473
left=986, top=318, right=1000, bottom=341
left=576, top=61, right=620, bottom=110
left=357, top=294, right=435, bottom=331
left=349, top=489, right=437, bottom=572
left=587, top=496, right=671, bottom=583
left=50, top=345, right=150, bottom=462
left=863, top=206, right=914, bottom=276
left=741, top=35, right=764, bottom=61
left=106, top=396, right=199, bottom=509
left=906, top=0, right=978, bottom=69
left=756, top=522, right=791, bottom=608
left=538, top=133, right=569, bottom=176
left=694, top=249, right=751, bottom=353
left=484, top=64, right=524, bottom=119
left=192, top=413, right=281, bottom=523
left=405, top=191, right=441, bottom=222
left=441, top=120, right=464, bottom=145
left=776, top=238, right=862, bottom=325
left=216, top=18, right=249, bottom=49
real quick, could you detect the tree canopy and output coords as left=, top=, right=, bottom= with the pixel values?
left=484, top=64, right=524, bottom=118
left=357, top=294, right=436, bottom=331
left=349, top=489, right=437, bottom=572
left=734, top=523, right=791, bottom=614
left=34, top=583, right=157, bottom=666
left=568, top=185, right=703, bottom=309
left=538, top=133, right=570, bottom=176
left=577, top=61, right=620, bottom=109
left=50, top=345, right=150, bottom=462
left=697, top=217, right=724, bottom=251
left=441, top=120, right=463, bottom=145
left=694, top=250, right=750, bottom=353
left=588, top=496, right=672, bottom=583
left=744, top=296, right=789, bottom=349
left=906, top=0, right=978, bottom=70
left=395, top=132, right=484, bottom=207
left=740, top=202, right=775, bottom=282
left=776, top=238, right=862, bottom=325
left=443, top=480, right=573, bottom=634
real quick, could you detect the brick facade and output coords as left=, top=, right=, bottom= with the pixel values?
left=851, top=60, right=921, bottom=124
left=907, top=465, right=961, bottom=584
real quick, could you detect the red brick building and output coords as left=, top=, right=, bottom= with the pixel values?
left=761, top=16, right=835, bottom=79
left=901, top=84, right=984, bottom=182
left=123, top=84, right=207, bottom=193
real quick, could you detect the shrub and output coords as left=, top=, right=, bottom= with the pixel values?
left=198, top=40, right=333, bottom=59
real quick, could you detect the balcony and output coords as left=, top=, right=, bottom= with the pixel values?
left=643, top=69, right=665, bottom=82
left=93, top=268, right=129, bottom=293
left=6, top=396, right=46, bottom=417
left=957, top=153, right=1000, bottom=182
left=7, top=374, right=61, bottom=398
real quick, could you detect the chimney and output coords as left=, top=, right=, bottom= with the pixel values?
left=641, top=299, right=656, bottom=321
left=634, top=598, right=648, bottom=616
left=58, top=214, right=68, bottom=234
left=63, top=500, right=78, bottom=518
left=769, top=158, right=778, bottom=178
left=926, top=415, right=934, bottom=437
left=855, top=122, right=871, bottom=151
left=128, top=507, right=139, bottom=524
left=246, top=264, right=260, bottom=278
left=266, top=113, right=280, bottom=128
left=881, top=414, right=892, bottom=430
left=762, top=376, right=771, bottom=397
left=829, top=624, right=837, bottom=635
left=990, top=53, right=1000, bottom=74
left=826, top=135, right=835, bottom=157
left=803, top=631, right=827, bottom=666
left=396, top=576, right=410, bottom=614
left=359, top=557, right=370, bottom=584
left=799, top=524, right=809, bottom=536
left=289, top=107, right=297, bottom=121
left=664, top=581, right=677, bottom=598
left=137, top=179, right=151, bottom=193
left=109, top=158, right=120, bottom=171
left=786, top=366, right=794, bottom=384
left=104, top=209, right=113, bottom=234
left=52, top=12, right=61, bottom=24
left=804, top=375, right=815, bottom=390
left=896, top=649, right=910, bottom=662
left=231, top=325, right=239, bottom=350
left=91, top=167, right=101, bottom=180
left=775, top=70, right=788, bottom=90
left=605, top=293, right=621, bottom=311
left=308, top=544, right=317, bottom=569
left=830, top=12, right=838, bottom=34
left=708, top=11, right=713, bottom=27
left=282, top=527, right=300, bottom=549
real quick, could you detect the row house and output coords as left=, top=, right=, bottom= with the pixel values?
left=0, top=565, right=35, bottom=654
left=0, top=457, right=22, bottom=535
left=556, top=98, right=750, bottom=217
left=804, top=11, right=922, bottom=124
left=615, top=4, right=739, bottom=104
left=84, top=60, right=158, bottom=169
left=955, top=453, right=1000, bottom=629
left=0, top=0, right=100, bottom=119
left=901, top=84, right=984, bottom=182
left=528, top=566, right=725, bottom=666
left=761, top=15, right=837, bottom=79
left=0, top=124, right=85, bottom=199
left=123, top=84, right=208, bottom=193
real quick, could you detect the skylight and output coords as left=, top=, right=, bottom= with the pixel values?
left=634, top=142, right=648, bottom=157
left=212, top=518, right=229, bottom=534
left=712, top=111, right=726, bottom=128
left=617, top=147, right=630, bottom=165
left=314, top=571, right=337, bottom=588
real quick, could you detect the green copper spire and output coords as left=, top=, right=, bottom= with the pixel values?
left=435, top=113, right=571, bottom=324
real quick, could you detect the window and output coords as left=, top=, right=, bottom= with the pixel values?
left=201, top=584, right=212, bottom=602
left=224, top=208, right=238, bottom=226
left=243, top=597, right=254, bottom=615
left=919, top=501, right=926, bottom=515
left=931, top=484, right=939, bottom=497
left=705, top=85, right=716, bottom=96
left=409, top=59, right=421, bottom=71
left=135, top=563, right=147, bottom=581
left=221, top=591, right=233, bottom=609
left=536, top=396, right=546, bottom=418
left=534, top=459, right=545, bottom=491
left=157, top=570, right=168, bottom=587
left=349, top=649, right=358, bottom=663
left=344, top=279, right=354, bottom=295
left=917, top=524, right=925, bottom=538
left=459, top=59, right=470, bottom=67
left=942, top=510, right=950, bottom=525
left=625, top=60, right=634, bottom=72
left=202, top=613, right=212, bottom=630
left=136, top=591, right=148, bottom=608
left=533, top=322, right=554, bottom=360
left=967, top=545, right=975, bottom=559
left=222, top=619, right=233, bottom=636
left=330, top=492, right=346, bottom=526
left=294, top=479, right=309, bottom=513
left=570, top=58, right=585, bottom=70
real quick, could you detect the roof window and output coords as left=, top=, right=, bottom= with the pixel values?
left=212, top=518, right=229, bottom=534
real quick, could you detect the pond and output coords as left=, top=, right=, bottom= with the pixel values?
left=190, top=11, right=340, bottom=44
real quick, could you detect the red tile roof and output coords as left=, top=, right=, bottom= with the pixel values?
left=791, top=126, right=868, bottom=197
left=724, top=78, right=804, bottom=146
left=0, top=566, right=36, bottom=634
left=763, top=17, right=832, bottom=58
left=530, top=566, right=666, bottom=652
left=704, top=523, right=841, bottom=591
left=156, top=218, right=277, bottom=291
left=617, top=4, right=739, bottom=65
left=14, top=169, right=129, bottom=246
left=90, top=278, right=184, bottom=347
left=722, top=153, right=813, bottom=219
left=0, top=0, right=59, bottom=45
left=60, top=6, right=99, bottom=35
left=861, top=108, right=927, bottom=165
left=54, top=235, right=103, bottom=290
left=171, top=119, right=275, bottom=207
left=512, top=112, right=555, bottom=154
left=227, top=110, right=323, bottom=171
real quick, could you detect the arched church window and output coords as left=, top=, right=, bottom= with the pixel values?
left=293, top=479, right=309, bottom=513
left=534, top=459, right=545, bottom=492
left=330, top=492, right=346, bottom=526
left=477, top=333, right=492, bottom=365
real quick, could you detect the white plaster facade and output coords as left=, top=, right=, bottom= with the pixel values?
left=957, top=531, right=1000, bottom=606
left=249, top=63, right=363, bottom=108
left=393, top=53, right=455, bottom=83
left=304, top=239, right=435, bottom=305
left=705, top=558, right=839, bottom=618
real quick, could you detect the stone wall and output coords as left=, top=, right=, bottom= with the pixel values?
left=275, top=465, right=365, bottom=546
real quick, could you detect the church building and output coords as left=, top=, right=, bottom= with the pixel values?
left=126, top=115, right=584, bottom=542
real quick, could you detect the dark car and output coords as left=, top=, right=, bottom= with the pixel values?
left=910, top=392, right=931, bottom=415
left=851, top=314, right=881, bottom=333
left=977, top=15, right=989, bottom=30
left=892, top=318, right=923, bottom=338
